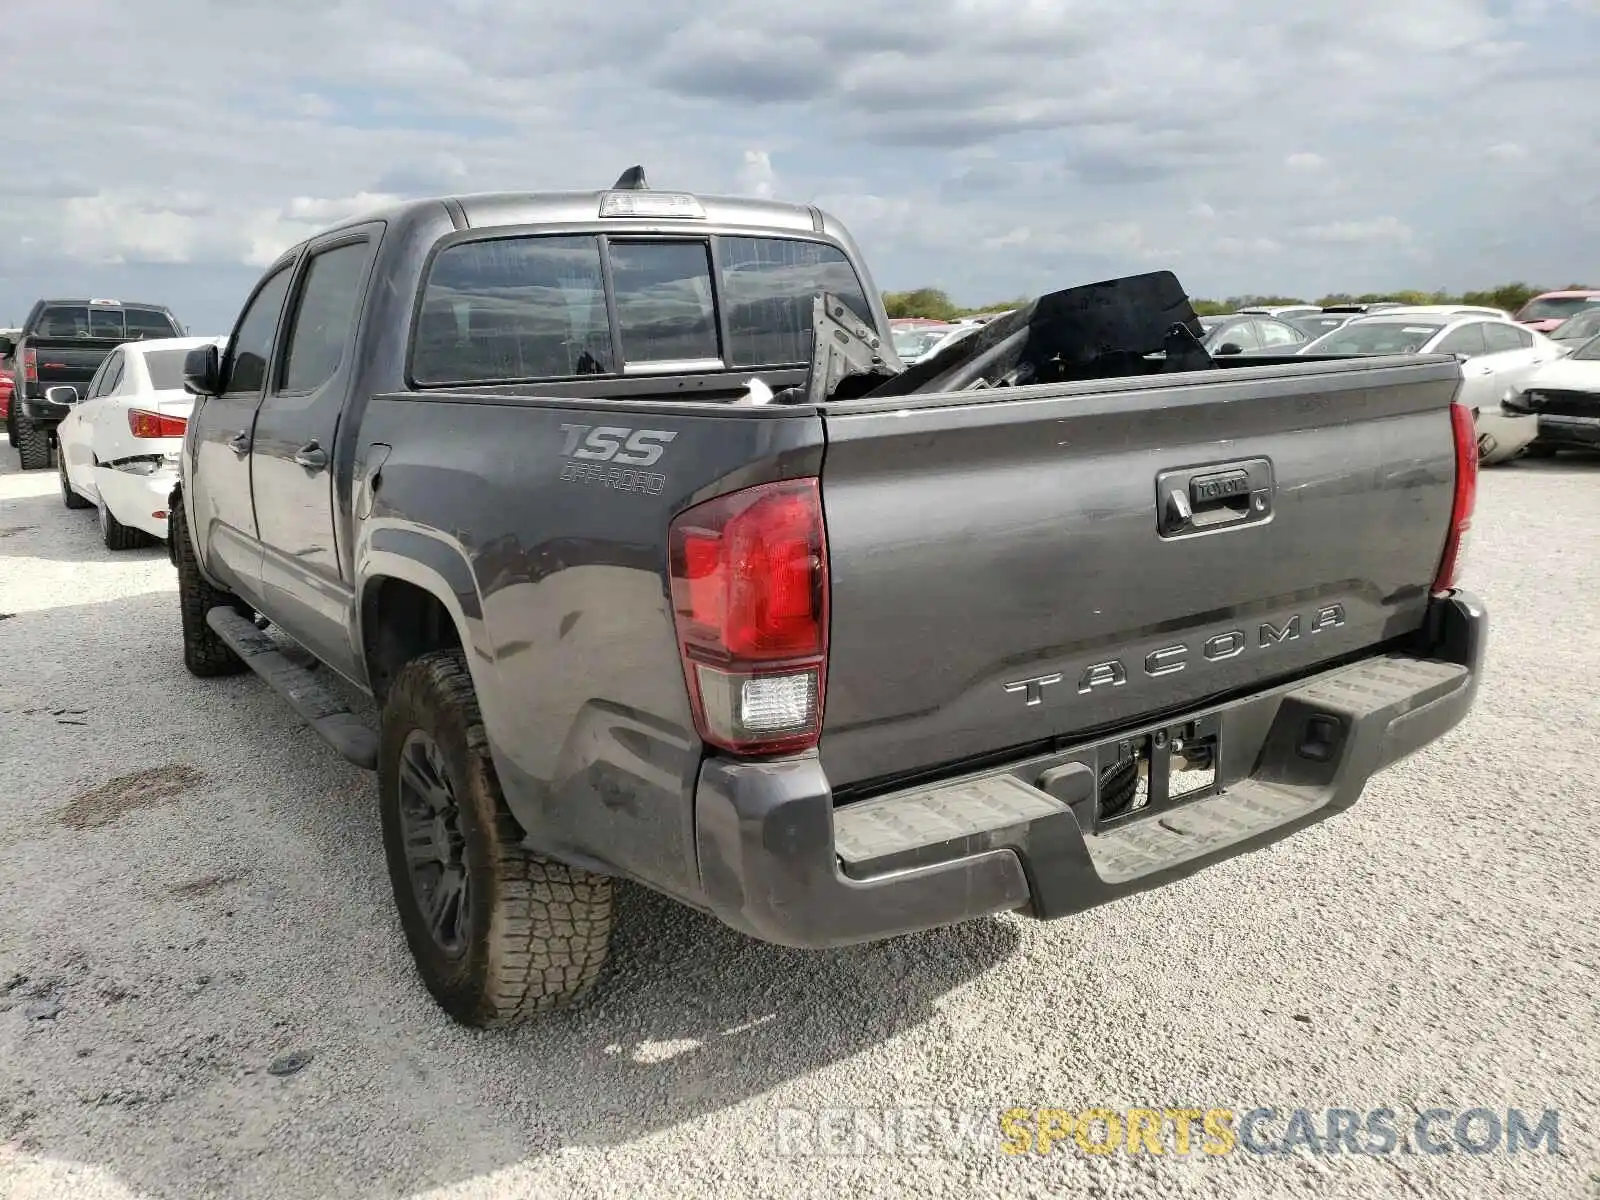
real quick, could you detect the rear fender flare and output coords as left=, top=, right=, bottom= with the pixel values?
left=356, top=525, right=494, bottom=694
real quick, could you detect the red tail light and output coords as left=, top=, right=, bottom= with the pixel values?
left=1431, top=401, right=1478, bottom=596
left=22, top=348, right=37, bottom=383
left=128, top=409, right=188, bottom=439
left=669, top=477, right=829, bottom=756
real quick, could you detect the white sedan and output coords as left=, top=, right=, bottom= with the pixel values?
left=1296, top=313, right=1565, bottom=464
left=55, top=335, right=225, bottom=548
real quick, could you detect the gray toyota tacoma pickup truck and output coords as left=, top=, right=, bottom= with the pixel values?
left=169, top=168, right=1486, bottom=1027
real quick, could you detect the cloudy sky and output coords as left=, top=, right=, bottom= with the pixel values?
left=1, top=0, right=1595, bottom=330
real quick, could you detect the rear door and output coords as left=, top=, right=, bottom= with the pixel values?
left=187, top=260, right=296, bottom=599
left=1435, top=322, right=1498, bottom=409
left=249, top=228, right=379, bottom=678
left=1481, top=322, right=1548, bottom=395
left=815, top=357, right=1463, bottom=788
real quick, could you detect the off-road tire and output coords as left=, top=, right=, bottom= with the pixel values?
left=6, top=412, right=15, bottom=448
left=16, top=419, right=51, bottom=470
left=59, top=454, right=91, bottom=509
left=171, top=500, right=249, bottom=676
left=379, top=650, right=614, bottom=1028
left=99, top=495, right=149, bottom=550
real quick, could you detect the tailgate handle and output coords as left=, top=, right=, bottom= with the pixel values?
left=1156, top=458, right=1274, bottom=538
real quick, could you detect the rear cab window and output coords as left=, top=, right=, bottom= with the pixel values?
left=32, top=304, right=179, bottom=341
left=411, top=232, right=873, bottom=386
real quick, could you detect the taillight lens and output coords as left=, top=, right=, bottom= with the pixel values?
left=1432, top=401, right=1477, bottom=596
left=128, top=409, right=188, bottom=439
left=22, top=348, right=37, bottom=382
left=669, top=477, right=829, bottom=756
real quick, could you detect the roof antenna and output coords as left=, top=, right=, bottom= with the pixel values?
left=612, top=165, right=649, bottom=191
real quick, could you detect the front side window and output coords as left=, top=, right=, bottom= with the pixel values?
left=413, top=236, right=613, bottom=385
left=225, top=266, right=294, bottom=395
left=609, top=240, right=719, bottom=365
left=1436, top=324, right=1489, bottom=357
left=719, top=237, right=872, bottom=367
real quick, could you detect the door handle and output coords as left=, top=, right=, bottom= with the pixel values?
left=228, top=431, right=250, bottom=455
left=293, top=441, right=328, bottom=470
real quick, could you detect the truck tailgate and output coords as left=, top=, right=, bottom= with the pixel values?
left=816, top=355, right=1462, bottom=789
left=26, top=337, right=119, bottom=387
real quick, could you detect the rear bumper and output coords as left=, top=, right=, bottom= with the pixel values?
left=1475, top=405, right=1538, bottom=463
left=693, top=590, right=1486, bottom=949
left=95, top=463, right=178, bottom=540
left=1533, top=412, right=1600, bottom=450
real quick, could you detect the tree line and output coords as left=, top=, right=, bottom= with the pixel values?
left=884, top=282, right=1596, bottom=321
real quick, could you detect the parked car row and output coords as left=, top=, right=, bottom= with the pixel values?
left=0, top=297, right=210, bottom=548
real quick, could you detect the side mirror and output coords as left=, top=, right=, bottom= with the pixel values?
left=0, top=335, right=13, bottom=356
left=44, top=384, right=79, bottom=405
left=183, top=344, right=222, bottom=396
left=1451, top=352, right=1472, bottom=363
left=1216, top=342, right=1244, bottom=356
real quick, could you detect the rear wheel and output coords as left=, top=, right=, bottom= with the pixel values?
left=99, top=495, right=150, bottom=550
left=171, top=500, right=249, bottom=676
left=16, top=419, right=51, bottom=470
left=59, top=455, right=91, bottom=509
left=379, top=650, right=614, bottom=1027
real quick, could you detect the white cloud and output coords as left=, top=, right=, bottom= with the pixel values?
left=0, top=0, right=1596, bottom=324
left=1299, top=216, right=1414, bottom=245
left=735, top=150, right=778, bottom=199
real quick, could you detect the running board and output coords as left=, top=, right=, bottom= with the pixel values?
left=205, top=606, right=378, bottom=770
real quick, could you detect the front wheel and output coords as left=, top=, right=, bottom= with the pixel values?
left=378, top=650, right=615, bottom=1027
left=170, top=500, right=249, bottom=676
left=59, top=454, right=91, bottom=509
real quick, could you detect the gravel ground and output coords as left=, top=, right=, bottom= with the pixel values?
left=0, top=449, right=1596, bottom=1200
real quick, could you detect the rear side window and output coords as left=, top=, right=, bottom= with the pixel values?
left=720, top=237, right=872, bottom=367
left=143, top=348, right=194, bottom=391
left=413, top=236, right=613, bottom=385
left=1482, top=322, right=1531, bottom=352
left=281, top=241, right=375, bottom=393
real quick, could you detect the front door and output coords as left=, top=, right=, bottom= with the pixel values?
left=187, top=260, right=296, bottom=601
left=249, top=230, right=379, bottom=678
